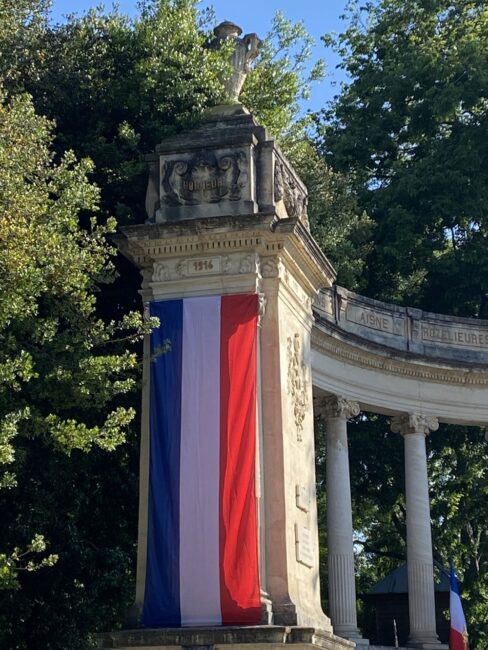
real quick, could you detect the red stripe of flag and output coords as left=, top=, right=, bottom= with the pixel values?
left=450, top=628, right=468, bottom=650
left=219, top=293, right=261, bottom=625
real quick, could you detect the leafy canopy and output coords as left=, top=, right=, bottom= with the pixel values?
left=318, top=0, right=488, bottom=314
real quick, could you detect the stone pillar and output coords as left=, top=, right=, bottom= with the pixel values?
left=391, top=414, right=442, bottom=649
left=317, top=396, right=368, bottom=646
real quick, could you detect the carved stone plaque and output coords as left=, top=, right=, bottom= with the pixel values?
left=415, top=322, right=488, bottom=348
left=295, top=524, right=314, bottom=568
left=346, top=304, right=405, bottom=336
left=160, top=150, right=248, bottom=207
left=176, top=256, right=230, bottom=277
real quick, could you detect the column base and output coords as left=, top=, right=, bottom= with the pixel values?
left=333, top=627, right=369, bottom=648
left=347, top=636, right=369, bottom=649
left=97, top=625, right=355, bottom=650
left=406, top=639, right=448, bottom=650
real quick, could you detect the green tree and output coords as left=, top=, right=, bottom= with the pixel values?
left=318, top=0, right=488, bottom=315
left=0, top=35, right=155, bottom=647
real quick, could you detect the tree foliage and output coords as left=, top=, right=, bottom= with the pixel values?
left=318, top=0, right=488, bottom=315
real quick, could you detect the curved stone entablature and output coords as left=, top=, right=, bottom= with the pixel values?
left=311, top=286, right=488, bottom=427
left=313, top=285, right=488, bottom=365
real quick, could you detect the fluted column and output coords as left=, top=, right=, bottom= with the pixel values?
left=318, top=396, right=368, bottom=645
left=391, top=414, right=441, bottom=648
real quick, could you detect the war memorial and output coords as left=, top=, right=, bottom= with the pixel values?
left=98, top=21, right=488, bottom=650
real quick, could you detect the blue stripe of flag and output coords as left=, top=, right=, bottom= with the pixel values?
left=142, top=300, right=183, bottom=627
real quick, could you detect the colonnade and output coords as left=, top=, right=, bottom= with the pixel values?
left=315, top=396, right=446, bottom=649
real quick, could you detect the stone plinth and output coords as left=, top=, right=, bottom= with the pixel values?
left=145, top=111, right=309, bottom=227
left=117, top=209, right=336, bottom=629
left=97, top=626, right=354, bottom=650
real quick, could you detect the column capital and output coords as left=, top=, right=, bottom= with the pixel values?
left=390, top=413, right=439, bottom=436
left=315, top=395, right=360, bottom=421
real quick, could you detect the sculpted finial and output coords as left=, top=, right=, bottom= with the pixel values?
left=210, top=21, right=262, bottom=104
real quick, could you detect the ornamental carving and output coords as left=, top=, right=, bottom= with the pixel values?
left=390, top=413, right=439, bottom=436
left=152, top=262, right=170, bottom=282
left=208, top=22, right=261, bottom=103
left=261, top=257, right=281, bottom=278
left=287, top=333, right=309, bottom=442
left=274, top=160, right=308, bottom=224
left=239, top=254, right=257, bottom=274
left=161, top=150, right=248, bottom=206
left=315, top=395, right=360, bottom=421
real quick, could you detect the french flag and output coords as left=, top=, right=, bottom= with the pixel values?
left=450, top=565, right=468, bottom=650
left=142, top=294, right=261, bottom=628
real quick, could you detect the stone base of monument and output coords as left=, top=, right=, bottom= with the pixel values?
left=96, top=626, right=355, bottom=650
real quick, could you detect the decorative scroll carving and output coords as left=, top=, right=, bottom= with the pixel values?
left=316, top=395, right=360, bottom=421
left=161, top=150, right=248, bottom=206
left=390, top=413, right=439, bottom=436
left=274, top=160, right=308, bottom=224
left=287, top=333, right=309, bottom=442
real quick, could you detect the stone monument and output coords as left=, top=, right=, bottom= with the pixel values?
left=95, top=17, right=488, bottom=650
left=99, top=19, right=352, bottom=650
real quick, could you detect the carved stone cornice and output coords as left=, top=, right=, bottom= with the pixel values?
left=390, top=414, right=439, bottom=436
left=315, top=396, right=360, bottom=421
left=311, top=326, right=488, bottom=387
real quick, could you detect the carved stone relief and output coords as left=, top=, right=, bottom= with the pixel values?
left=274, top=160, right=308, bottom=225
left=153, top=262, right=170, bottom=282
left=239, top=254, right=258, bottom=274
left=390, top=413, right=439, bottom=436
left=261, top=257, right=281, bottom=278
left=315, top=395, right=360, bottom=421
left=161, top=150, right=248, bottom=206
left=287, top=332, right=309, bottom=442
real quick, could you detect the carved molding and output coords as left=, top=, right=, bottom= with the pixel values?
left=315, top=395, right=360, bottom=421
left=287, top=333, right=309, bottom=442
left=311, top=328, right=488, bottom=387
left=390, top=414, right=439, bottom=436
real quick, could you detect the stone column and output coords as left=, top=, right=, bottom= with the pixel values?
left=391, top=414, right=442, bottom=649
left=318, top=396, right=368, bottom=646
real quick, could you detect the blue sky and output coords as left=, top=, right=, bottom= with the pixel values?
left=49, top=0, right=350, bottom=112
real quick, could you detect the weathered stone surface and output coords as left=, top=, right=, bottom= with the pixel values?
left=313, top=286, right=488, bottom=364
left=144, top=112, right=309, bottom=229
left=207, top=21, right=261, bottom=104
left=97, top=626, right=354, bottom=650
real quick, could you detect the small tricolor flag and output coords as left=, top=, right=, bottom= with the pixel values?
left=142, top=294, right=261, bottom=628
left=450, top=564, right=468, bottom=650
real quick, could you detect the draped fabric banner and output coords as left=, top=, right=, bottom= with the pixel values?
left=450, top=565, right=469, bottom=650
left=142, top=294, right=261, bottom=628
